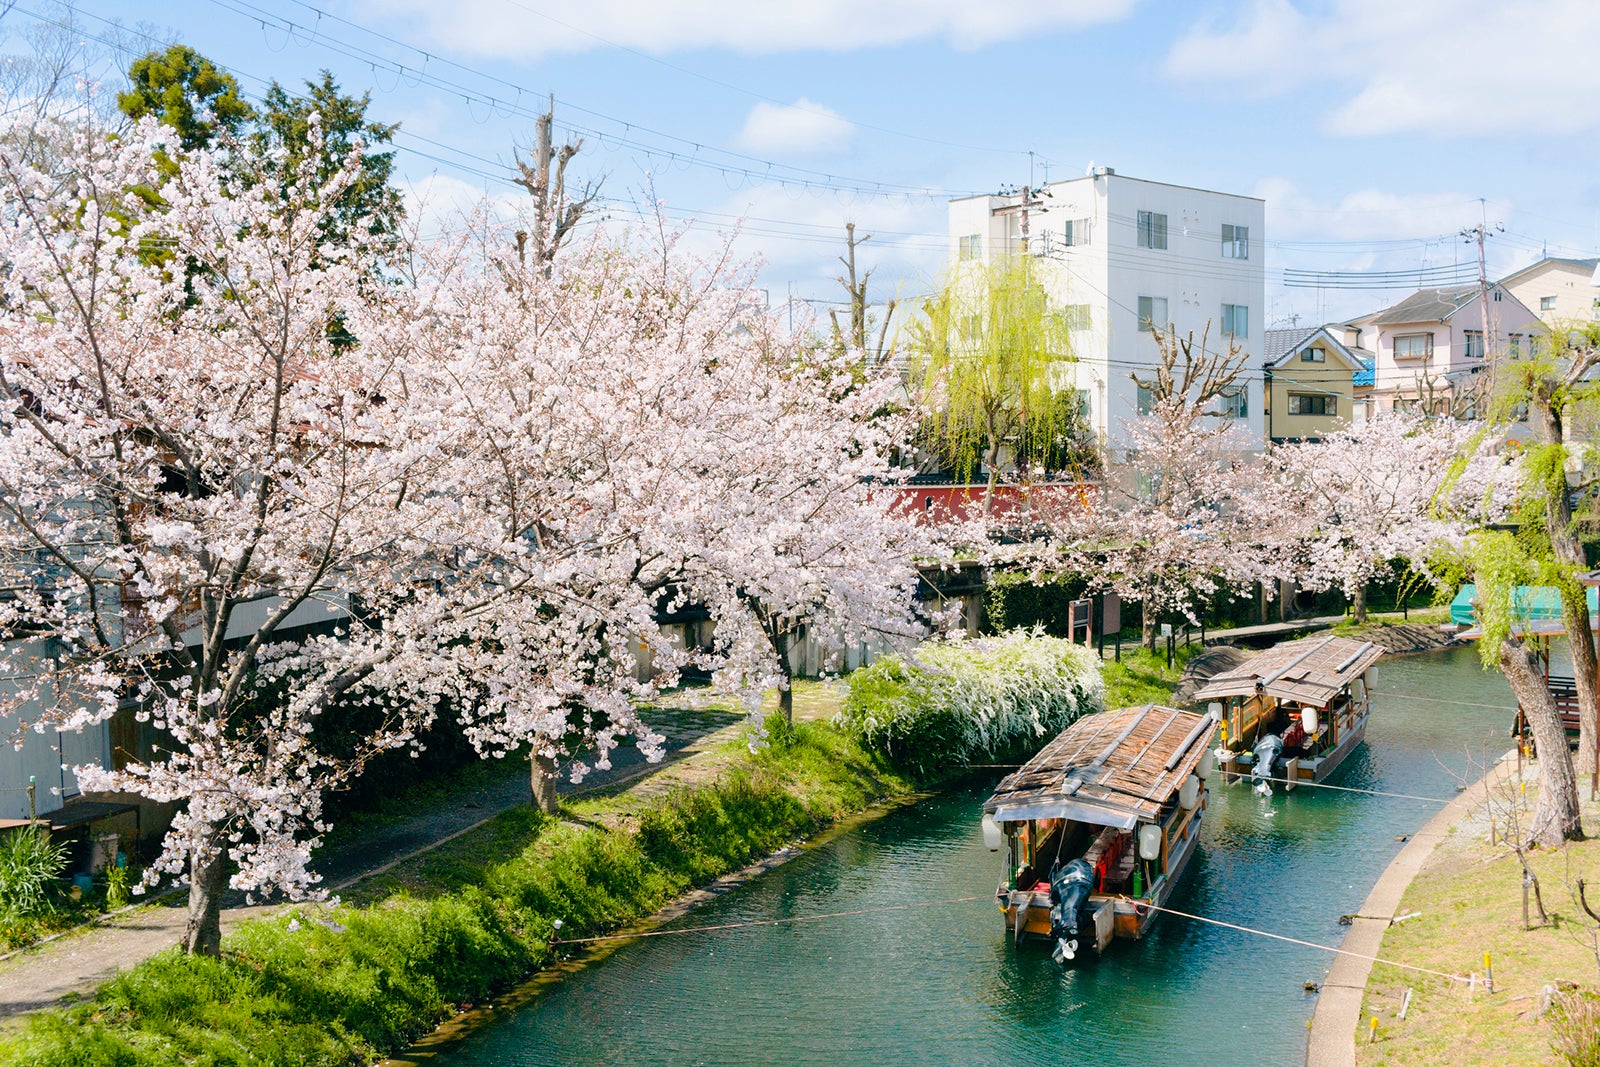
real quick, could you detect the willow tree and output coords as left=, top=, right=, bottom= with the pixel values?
left=908, top=254, right=1083, bottom=514
left=1494, top=320, right=1600, bottom=782
left=1467, top=529, right=1584, bottom=845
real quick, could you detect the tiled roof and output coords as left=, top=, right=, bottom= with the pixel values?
left=1263, top=327, right=1315, bottom=363
left=1369, top=286, right=1480, bottom=325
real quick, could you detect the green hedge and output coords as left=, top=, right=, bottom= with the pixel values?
left=0, top=723, right=910, bottom=1067
left=832, top=630, right=1103, bottom=779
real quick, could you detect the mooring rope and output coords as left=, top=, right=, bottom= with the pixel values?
left=1241, top=774, right=1455, bottom=804
left=1372, top=689, right=1517, bottom=713
left=551, top=895, right=993, bottom=946
left=1120, top=897, right=1470, bottom=984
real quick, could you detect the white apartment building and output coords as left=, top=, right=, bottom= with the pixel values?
left=948, top=168, right=1266, bottom=449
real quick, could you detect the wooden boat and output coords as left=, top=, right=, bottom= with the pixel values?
left=1191, top=635, right=1383, bottom=792
left=980, top=704, right=1216, bottom=961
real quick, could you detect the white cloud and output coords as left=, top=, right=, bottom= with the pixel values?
left=356, top=0, right=1138, bottom=58
left=1258, top=177, right=1520, bottom=325
left=1257, top=177, right=1512, bottom=243
left=734, top=99, right=855, bottom=156
left=1165, top=0, right=1600, bottom=136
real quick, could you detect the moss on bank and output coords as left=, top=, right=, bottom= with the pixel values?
left=0, top=721, right=914, bottom=1067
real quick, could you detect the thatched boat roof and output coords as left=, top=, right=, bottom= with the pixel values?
left=1190, top=635, right=1383, bottom=707
left=982, top=704, right=1215, bottom=830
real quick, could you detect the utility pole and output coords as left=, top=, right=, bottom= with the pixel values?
left=1462, top=216, right=1503, bottom=398
left=991, top=180, right=1047, bottom=256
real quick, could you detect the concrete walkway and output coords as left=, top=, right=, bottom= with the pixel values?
left=0, top=699, right=787, bottom=1019
left=1305, top=752, right=1514, bottom=1067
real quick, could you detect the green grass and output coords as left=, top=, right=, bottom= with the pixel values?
left=0, top=721, right=912, bottom=1067
left=1358, top=784, right=1600, bottom=1066
left=1100, top=645, right=1196, bottom=708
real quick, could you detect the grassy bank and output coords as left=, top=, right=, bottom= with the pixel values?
left=1358, top=773, right=1600, bottom=1066
left=1101, top=645, right=1196, bottom=708
left=0, top=718, right=913, bottom=1067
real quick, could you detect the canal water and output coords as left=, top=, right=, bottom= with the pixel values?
left=436, top=643, right=1521, bottom=1067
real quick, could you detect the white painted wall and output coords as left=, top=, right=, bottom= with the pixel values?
left=950, top=172, right=1266, bottom=449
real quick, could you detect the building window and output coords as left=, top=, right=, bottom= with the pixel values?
left=1463, top=330, right=1485, bottom=359
left=1063, top=304, right=1091, bottom=331
left=1136, top=383, right=1154, bottom=416
left=1137, top=296, right=1168, bottom=334
left=960, top=315, right=982, bottom=343
left=1074, top=389, right=1091, bottom=420
left=1393, top=397, right=1418, bottom=413
left=1529, top=334, right=1543, bottom=358
left=1393, top=333, right=1433, bottom=359
left=1593, top=297, right=1600, bottom=320
left=1509, top=333, right=1522, bottom=359
left=1300, top=347, right=1325, bottom=362
left=1540, top=295, right=1557, bottom=311
left=1288, top=393, right=1335, bottom=416
left=958, top=234, right=982, bottom=261
left=1221, top=303, right=1248, bottom=338
left=1136, top=211, right=1168, bottom=250
left=1221, top=223, right=1248, bottom=259
left=1221, top=389, right=1248, bottom=418
left=1063, top=218, right=1091, bottom=247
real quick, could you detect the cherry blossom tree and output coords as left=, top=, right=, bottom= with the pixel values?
left=1014, top=325, right=1264, bottom=648
left=396, top=209, right=939, bottom=734
left=0, top=112, right=937, bottom=958
left=1258, top=411, right=1514, bottom=623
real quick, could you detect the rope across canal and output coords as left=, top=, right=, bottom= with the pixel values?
left=1118, top=897, right=1471, bottom=984
left=550, top=895, right=993, bottom=945
left=551, top=890, right=1472, bottom=986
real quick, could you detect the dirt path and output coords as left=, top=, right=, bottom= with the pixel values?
left=0, top=693, right=832, bottom=1020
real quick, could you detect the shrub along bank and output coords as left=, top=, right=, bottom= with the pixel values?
left=0, top=720, right=914, bottom=1067
left=832, top=630, right=1104, bottom=778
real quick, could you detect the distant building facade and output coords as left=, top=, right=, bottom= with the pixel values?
left=947, top=169, right=1265, bottom=449
left=1499, top=256, right=1599, bottom=327
left=1261, top=326, right=1368, bottom=442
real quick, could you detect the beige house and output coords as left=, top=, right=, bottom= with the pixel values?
left=1262, top=326, right=1367, bottom=442
left=1499, top=256, right=1599, bottom=327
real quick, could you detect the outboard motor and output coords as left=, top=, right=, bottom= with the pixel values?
left=1252, top=732, right=1284, bottom=795
left=1048, top=858, right=1096, bottom=963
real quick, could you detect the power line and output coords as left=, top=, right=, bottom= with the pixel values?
left=199, top=0, right=983, bottom=201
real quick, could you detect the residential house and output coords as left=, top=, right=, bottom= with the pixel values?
left=1499, top=256, right=1600, bottom=327
left=947, top=168, right=1265, bottom=448
left=1365, top=284, right=1541, bottom=415
left=1261, top=326, right=1369, bottom=442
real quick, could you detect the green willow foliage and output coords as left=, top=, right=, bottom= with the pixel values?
left=909, top=254, right=1090, bottom=483
left=834, top=631, right=1104, bottom=778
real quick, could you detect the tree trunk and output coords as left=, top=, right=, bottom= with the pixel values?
left=1352, top=584, right=1368, bottom=625
left=1534, top=394, right=1599, bottom=778
left=1499, top=637, right=1583, bottom=846
left=531, top=751, right=559, bottom=815
left=981, top=440, right=1003, bottom=519
left=776, top=629, right=795, bottom=725
left=1562, top=594, right=1600, bottom=780
left=182, top=840, right=229, bottom=956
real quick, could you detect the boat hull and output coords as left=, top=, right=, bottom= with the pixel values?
left=1000, top=792, right=1206, bottom=947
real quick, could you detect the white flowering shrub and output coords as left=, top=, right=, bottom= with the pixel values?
left=833, top=630, right=1104, bottom=778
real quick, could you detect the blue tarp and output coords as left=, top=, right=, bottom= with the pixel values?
left=1450, top=583, right=1600, bottom=628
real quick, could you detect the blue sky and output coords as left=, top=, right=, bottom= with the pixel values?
left=10, top=0, right=1599, bottom=327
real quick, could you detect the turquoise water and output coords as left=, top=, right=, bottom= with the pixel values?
left=436, top=643, right=1516, bottom=1067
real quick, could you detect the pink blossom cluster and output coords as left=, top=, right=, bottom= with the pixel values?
left=0, top=117, right=935, bottom=912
